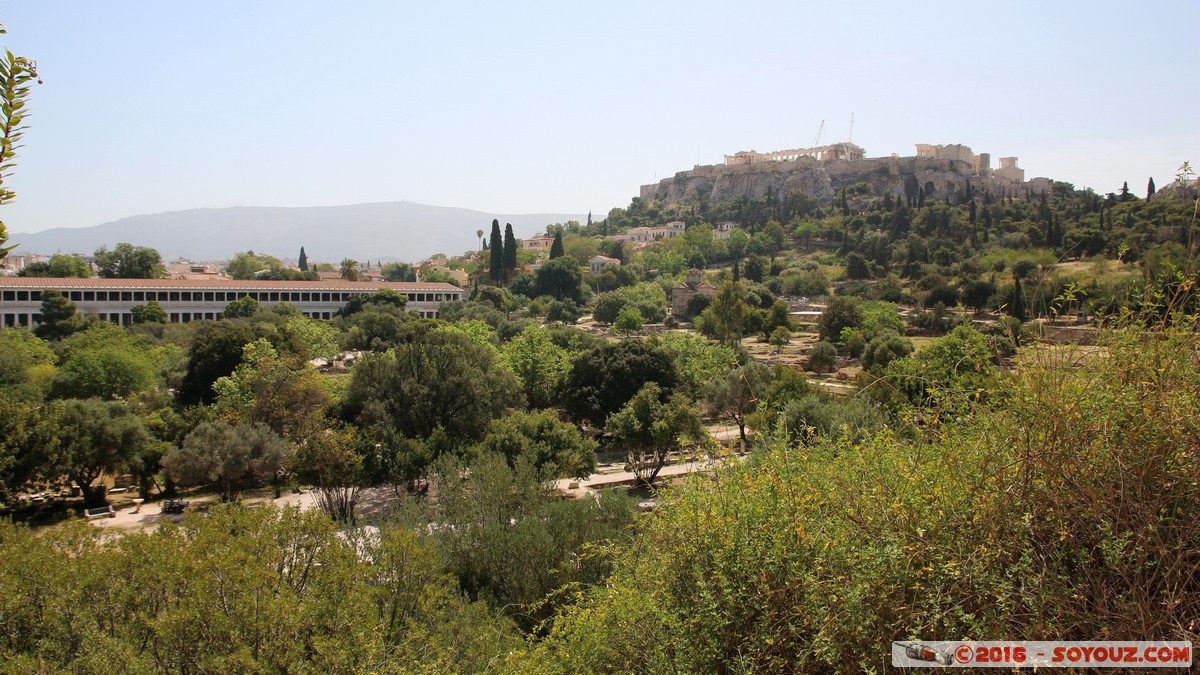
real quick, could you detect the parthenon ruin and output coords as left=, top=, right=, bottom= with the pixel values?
left=724, top=141, right=1024, bottom=184
left=644, top=139, right=1043, bottom=208
left=725, top=141, right=866, bottom=164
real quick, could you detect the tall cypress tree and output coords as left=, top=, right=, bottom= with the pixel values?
left=549, top=231, right=564, bottom=259
left=1147, top=177, right=1156, bottom=202
left=488, top=219, right=503, bottom=283
left=298, top=246, right=308, bottom=272
left=1011, top=275, right=1026, bottom=322
left=502, top=223, right=517, bottom=283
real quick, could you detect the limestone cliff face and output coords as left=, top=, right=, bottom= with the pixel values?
left=640, top=156, right=1025, bottom=206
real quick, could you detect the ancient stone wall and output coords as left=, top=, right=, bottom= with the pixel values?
left=641, top=155, right=1031, bottom=207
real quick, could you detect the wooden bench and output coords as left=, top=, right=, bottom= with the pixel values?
left=84, top=505, right=115, bottom=520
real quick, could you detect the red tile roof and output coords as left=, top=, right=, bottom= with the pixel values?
left=0, top=277, right=460, bottom=292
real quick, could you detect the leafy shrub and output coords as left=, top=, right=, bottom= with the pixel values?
left=861, top=330, right=913, bottom=371
left=808, top=340, right=837, bottom=372
left=520, top=326, right=1200, bottom=672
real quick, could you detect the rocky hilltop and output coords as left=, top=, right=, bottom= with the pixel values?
left=641, top=155, right=1049, bottom=207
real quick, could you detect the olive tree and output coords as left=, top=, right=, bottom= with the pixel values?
left=608, top=382, right=706, bottom=486
left=163, top=420, right=292, bottom=502
left=53, top=399, right=154, bottom=507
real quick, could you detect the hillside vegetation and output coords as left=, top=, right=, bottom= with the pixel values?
left=1, top=166, right=1198, bottom=672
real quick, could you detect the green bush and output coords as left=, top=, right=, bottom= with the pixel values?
left=808, top=340, right=837, bottom=372
left=518, top=326, right=1200, bottom=673
left=0, top=506, right=521, bottom=672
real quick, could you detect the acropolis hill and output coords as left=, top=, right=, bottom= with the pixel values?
left=640, top=142, right=1051, bottom=206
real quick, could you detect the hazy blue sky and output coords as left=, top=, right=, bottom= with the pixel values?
left=1, top=0, right=1196, bottom=233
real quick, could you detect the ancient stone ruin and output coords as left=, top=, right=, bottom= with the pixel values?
left=643, top=142, right=1046, bottom=207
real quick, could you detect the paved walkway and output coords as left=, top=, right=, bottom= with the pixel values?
left=553, top=453, right=748, bottom=495
left=90, top=489, right=317, bottom=532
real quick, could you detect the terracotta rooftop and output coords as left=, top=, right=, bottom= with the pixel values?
left=0, top=277, right=461, bottom=291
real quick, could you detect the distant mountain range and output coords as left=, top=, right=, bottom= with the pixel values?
left=9, top=202, right=587, bottom=264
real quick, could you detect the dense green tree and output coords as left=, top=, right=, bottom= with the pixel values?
left=533, top=256, right=585, bottom=302
left=845, top=251, right=871, bottom=279
left=743, top=254, right=768, bottom=283
left=380, top=261, right=417, bottom=281
left=226, top=250, right=282, bottom=279
left=503, top=222, right=518, bottom=282
left=684, top=293, right=713, bottom=319
left=769, top=324, right=791, bottom=352
left=591, top=291, right=628, bottom=325
left=488, top=219, right=503, bottom=283
left=1010, top=275, right=1027, bottom=321
left=608, top=382, right=706, bottom=485
left=178, top=320, right=261, bottom=405
left=549, top=230, right=565, bottom=258
left=593, top=283, right=667, bottom=325
left=53, top=399, right=153, bottom=507
left=725, top=229, right=750, bottom=281
left=875, top=322, right=995, bottom=410
left=282, top=314, right=338, bottom=362
left=344, top=310, right=412, bottom=351
left=298, top=246, right=308, bottom=271
left=480, top=409, right=597, bottom=480
left=93, top=243, right=164, bottom=278
left=212, top=339, right=330, bottom=441
left=780, top=390, right=886, bottom=443
left=345, top=329, right=523, bottom=443
left=839, top=327, right=866, bottom=358
left=130, top=300, right=167, bottom=324
left=963, top=279, right=998, bottom=314
left=764, top=300, right=794, bottom=335
left=0, top=396, right=59, bottom=501
left=0, top=328, right=55, bottom=400
left=335, top=288, right=407, bottom=317
left=781, top=268, right=829, bottom=297
left=700, top=281, right=749, bottom=348
left=861, top=330, right=914, bottom=371
left=858, top=300, right=905, bottom=340
left=51, top=325, right=158, bottom=399
left=33, top=290, right=86, bottom=341
left=925, top=284, right=961, bottom=308
left=808, top=339, right=838, bottom=372
left=817, top=295, right=863, bottom=342
left=565, top=235, right=599, bottom=265
left=502, top=325, right=570, bottom=409
left=163, top=419, right=291, bottom=502
left=1011, top=259, right=1038, bottom=279
left=563, top=340, right=678, bottom=427
left=17, top=254, right=90, bottom=278
left=614, top=305, right=643, bottom=334
left=651, top=332, right=738, bottom=399
left=221, top=294, right=259, bottom=318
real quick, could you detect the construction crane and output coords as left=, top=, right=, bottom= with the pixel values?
left=848, top=113, right=855, bottom=144
left=811, top=120, right=824, bottom=148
